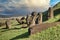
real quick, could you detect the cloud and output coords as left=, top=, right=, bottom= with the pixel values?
left=0, top=0, right=50, bottom=16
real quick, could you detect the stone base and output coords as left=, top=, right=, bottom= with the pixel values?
left=28, top=22, right=60, bottom=35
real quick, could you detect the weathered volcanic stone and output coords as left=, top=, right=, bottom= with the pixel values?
left=28, top=22, right=60, bottom=35
left=26, top=14, right=30, bottom=26
left=36, top=12, right=43, bottom=24
left=48, top=7, right=54, bottom=19
left=29, top=12, right=37, bottom=27
left=5, top=20, right=11, bottom=29
left=16, top=18, right=21, bottom=24
left=21, top=17, right=26, bottom=20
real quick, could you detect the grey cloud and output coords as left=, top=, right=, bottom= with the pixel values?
left=0, top=0, right=50, bottom=16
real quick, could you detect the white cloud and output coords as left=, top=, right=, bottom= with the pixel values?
left=0, top=0, right=50, bottom=15
left=7, top=0, right=50, bottom=7
left=7, top=0, right=50, bottom=12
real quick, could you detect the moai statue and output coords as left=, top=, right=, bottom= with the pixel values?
left=20, top=17, right=26, bottom=24
left=26, top=14, right=30, bottom=26
left=48, top=7, right=54, bottom=19
left=37, top=12, right=43, bottom=24
left=21, top=17, right=26, bottom=20
left=5, top=20, right=11, bottom=29
left=16, top=18, right=21, bottom=24
left=29, top=12, right=37, bottom=27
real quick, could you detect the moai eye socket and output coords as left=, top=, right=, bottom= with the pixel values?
left=38, top=13, right=40, bottom=15
left=31, top=12, right=37, bottom=16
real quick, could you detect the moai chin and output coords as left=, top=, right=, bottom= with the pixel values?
left=29, top=12, right=37, bottom=27
left=48, top=7, right=54, bottom=19
left=37, top=12, right=43, bottom=24
left=5, top=20, right=11, bottom=29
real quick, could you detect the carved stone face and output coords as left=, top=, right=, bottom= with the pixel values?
left=21, top=17, right=26, bottom=20
left=31, top=12, right=37, bottom=16
left=36, top=13, right=43, bottom=24
left=28, top=12, right=37, bottom=27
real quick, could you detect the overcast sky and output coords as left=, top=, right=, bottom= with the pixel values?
left=0, top=0, right=60, bottom=16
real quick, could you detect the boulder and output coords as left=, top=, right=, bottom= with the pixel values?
left=5, top=20, right=11, bottom=29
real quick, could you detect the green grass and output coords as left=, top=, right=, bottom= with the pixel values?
left=0, top=23, right=60, bottom=40
left=29, top=25, right=60, bottom=40
left=44, top=14, right=60, bottom=23
left=0, top=14, right=60, bottom=40
left=0, top=28, right=28, bottom=40
left=0, top=2, right=60, bottom=40
left=0, top=15, right=60, bottom=40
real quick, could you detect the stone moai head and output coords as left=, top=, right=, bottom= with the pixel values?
left=29, top=12, right=38, bottom=27
left=31, top=12, right=37, bottom=17
left=5, top=19, right=11, bottom=29
left=48, top=7, right=54, bottom=19
left=16, top=18, right=20, bottom=24
left=26, top=14, right=30, bottom=25
left=38, top=13, right=41, bottom=16
left=36, top=12, right=43, bottom=24
left=21, top=17, right=26, bottom=20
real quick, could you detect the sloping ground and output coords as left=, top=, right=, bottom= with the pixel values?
left=29, top=22, right=60, bottom=34
left=53, top=2, right=60, bottom=10
left=0, top=2, right=60, bottom=40
left=10, top=22, right=60, bottom=40
left=0, top=15, right=60, bottom=40
left=45, top=14, right=60, bottom=23
left=28, top=25, right=60, bottom=40
left=0, top=16, right=60, bottom=40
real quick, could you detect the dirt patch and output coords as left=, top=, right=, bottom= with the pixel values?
left=28, top=22, right=60, bottom=35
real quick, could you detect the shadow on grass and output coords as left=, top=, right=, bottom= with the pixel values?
left=10, top=32, right=30, bottom=40
left=1, top=28, right=22, bottom=32
left=13, top=24, right=20, bottom=26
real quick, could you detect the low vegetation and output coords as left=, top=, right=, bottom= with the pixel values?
left=0, top=13, right=60, bottom=40
left=0, top=2, right=60, bottom=40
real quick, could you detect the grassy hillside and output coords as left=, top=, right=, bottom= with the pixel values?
left=53, top=2, right=60, bottom=16
left=53, top=2, right=60, bottom=10
left=0, top=17, right=60, bottom=40
left=45, top=14, right=60, bottom=23
left=0, top=16, right=60, bottom=40
left=43, top=2, right=60, bottom=21
left=0, top=2, right=60, bottom=40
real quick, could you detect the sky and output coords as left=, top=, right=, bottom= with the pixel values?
left=50, top=0, right=60, bottom=6
left=0, top=0, right=60, bottom=16
left=0, top=0, right=60, bottom=6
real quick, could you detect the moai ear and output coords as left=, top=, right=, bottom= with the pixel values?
left=48, top=7, right=54, bottom=19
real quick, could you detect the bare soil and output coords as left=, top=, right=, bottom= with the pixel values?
left=28, top=22, right=60, bottom=35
